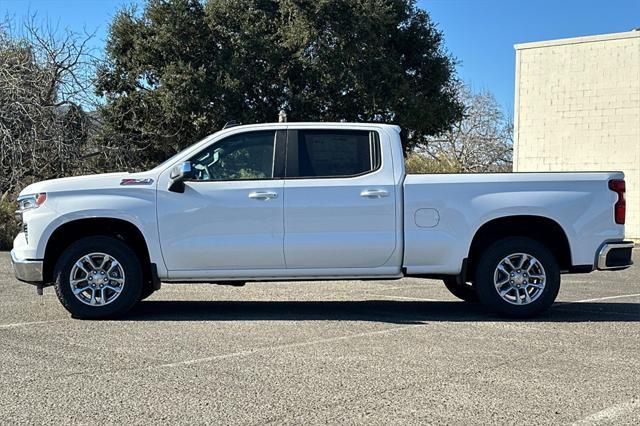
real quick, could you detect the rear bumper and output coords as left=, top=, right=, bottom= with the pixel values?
left=596, top=241, right=634, bottom=271
left=10, top=250, right=43, bottom=284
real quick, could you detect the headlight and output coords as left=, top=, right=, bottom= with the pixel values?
left=17, top=193, right=47, bottom=212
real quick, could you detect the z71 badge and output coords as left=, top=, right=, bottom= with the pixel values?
left=120, top=178, right=154, bottom=186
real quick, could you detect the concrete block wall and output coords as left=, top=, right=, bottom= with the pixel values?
left=514, top=31, right=640, bottom=240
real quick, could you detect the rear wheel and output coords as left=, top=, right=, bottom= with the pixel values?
left=442, top=277, right=478, bottom=302
left=474, top=237, right=560, bottom=318
left=53, top=236, right=143, bottom=319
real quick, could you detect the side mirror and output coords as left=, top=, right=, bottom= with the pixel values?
left=168, top=161, right=194, bottom=193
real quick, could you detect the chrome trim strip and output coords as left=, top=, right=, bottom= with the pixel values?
left=597, top=242, right=634, bottom=270
left=10, top=250, right=43, bottom=283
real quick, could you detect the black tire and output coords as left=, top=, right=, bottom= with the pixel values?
left=443, top=277, right=478, bottom=302
left=139, top=286, right=155, bottom=301
left=474, top=237, right=560, bottom=318
left=53, top=236, right=143, bottom=319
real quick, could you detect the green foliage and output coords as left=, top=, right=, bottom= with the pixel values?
left=97, top=0, right=462, bottom=168
left=0, top=193, right=20, bottom=250
left=404, top=153, right=461, bottom=174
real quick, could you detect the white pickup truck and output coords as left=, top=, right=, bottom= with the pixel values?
left=11, top=123, right=633, bottom=319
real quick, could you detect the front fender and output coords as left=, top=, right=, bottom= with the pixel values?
left=32, top=189, right=166, bottom=278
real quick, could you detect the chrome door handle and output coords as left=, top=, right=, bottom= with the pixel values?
left=248, top=191, right=278, bottom=200
left=360, top=189, right=389, bottom=198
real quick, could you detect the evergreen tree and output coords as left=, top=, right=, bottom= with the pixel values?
left=97, top=0, right=462, bottom=167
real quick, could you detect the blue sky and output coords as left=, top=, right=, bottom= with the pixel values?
left=3, top=0, right=639, bottom=116
left=420, top=0, right=640, bottom=116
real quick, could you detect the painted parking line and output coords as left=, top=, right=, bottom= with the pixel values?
left=155, top=323, right=423, bottom=369
left=572, top=399, right=640, bottom=425
left=556, top=293, right=640, bottom=305
left=0, top=319, right=69, bottom=329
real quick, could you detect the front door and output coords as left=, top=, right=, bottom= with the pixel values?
left=157, top=130, right=286, bottom=271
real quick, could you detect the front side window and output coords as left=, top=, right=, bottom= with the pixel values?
left=292, top=130, right=380, bottom=178
left=189, top=131, right=276, bottom=181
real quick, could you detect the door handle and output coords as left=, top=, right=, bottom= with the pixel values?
left=360, top=189, right=389, bottom=198
left=248, top=191, right=278, bottom=200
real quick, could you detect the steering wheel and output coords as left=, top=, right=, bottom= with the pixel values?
left=193, top=163, right=210, bottom=180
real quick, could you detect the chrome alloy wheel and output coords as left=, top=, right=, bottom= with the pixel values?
left=69, top=253, right=125, bottom=306
left=493, top=253, right=546, bottom=305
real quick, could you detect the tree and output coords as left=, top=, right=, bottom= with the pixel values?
left=95, top=0, right=219, bottom=169
left=0, top=17, right=96, bottom=195
left=96, top=0, right=462, bottom=168
left=407, top=84, right=512, bottom=173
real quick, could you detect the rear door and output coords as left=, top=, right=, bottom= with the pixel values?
left=283, top=128, right=397, bottom=269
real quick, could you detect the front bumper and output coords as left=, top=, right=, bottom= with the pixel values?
left=10, top=250, right=43, bottom=283
left=596, top=241, right=634, bottom=270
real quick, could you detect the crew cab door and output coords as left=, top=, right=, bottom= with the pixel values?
left=283, top=129, right=397, bottom=269
left=157, top=130, right=286, bottom=271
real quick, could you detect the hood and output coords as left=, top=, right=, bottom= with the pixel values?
left=19, top=172, right=157, bottom=196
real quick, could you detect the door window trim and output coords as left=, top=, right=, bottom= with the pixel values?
left=284, top=129, right=382, bottom=179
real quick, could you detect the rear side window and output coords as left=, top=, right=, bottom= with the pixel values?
left=290, top=130, right=380, bottom=178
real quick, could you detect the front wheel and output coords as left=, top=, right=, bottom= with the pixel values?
left=53, top=236, right=143, bottom=319
left=474, top=237, right=560, bottom=318
left=442, top=277, right=478, bottom=302
left=139, top=286, right=156, bottom=301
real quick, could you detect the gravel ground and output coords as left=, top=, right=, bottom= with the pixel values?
left=0, top=251, right=639, bottom=425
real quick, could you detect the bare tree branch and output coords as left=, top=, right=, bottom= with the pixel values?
left=0, top=15, right=100, bottom=194
left=410, top=83, right=513, bottom=173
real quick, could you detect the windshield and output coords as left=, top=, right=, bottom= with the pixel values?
left=152, top=131, right=221, bottom=170
left=154, top=150, right=184, bottom=169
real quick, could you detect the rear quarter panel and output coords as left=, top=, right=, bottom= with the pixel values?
left=403, top=172, right=625, bottom=274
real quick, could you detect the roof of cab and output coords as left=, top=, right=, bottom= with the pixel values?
left=222, top=122, right=400, bottom=132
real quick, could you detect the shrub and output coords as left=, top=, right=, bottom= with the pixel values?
left=0, top=193, right=19, bottom=250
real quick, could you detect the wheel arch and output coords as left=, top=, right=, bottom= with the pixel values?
left=466, top=215, right=573, bottom=280
left=43, top=217, right=153, bottom=287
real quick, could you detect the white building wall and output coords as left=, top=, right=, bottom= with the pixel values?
left=514, top=31, right=640, bottom=239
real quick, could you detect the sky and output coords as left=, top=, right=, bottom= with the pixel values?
left=420, top=0, right=640, bottom=116
left=3, top=0, right=639, bottom=116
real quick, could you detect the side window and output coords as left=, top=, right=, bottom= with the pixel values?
left=189, top=131, right=276, bottom=181
left=291, top=130, right=380, bottom=178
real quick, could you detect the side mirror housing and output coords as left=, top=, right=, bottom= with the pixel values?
left=168, top=161, right=194, bottom=193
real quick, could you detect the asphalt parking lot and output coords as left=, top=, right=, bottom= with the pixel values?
left=1, top=252, right=639, bottom=425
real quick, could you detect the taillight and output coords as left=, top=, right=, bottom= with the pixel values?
left=608, top=179, right=625, bottom=225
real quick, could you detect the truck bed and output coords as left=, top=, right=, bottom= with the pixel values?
left=402, top=171, right=624, bottom=275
